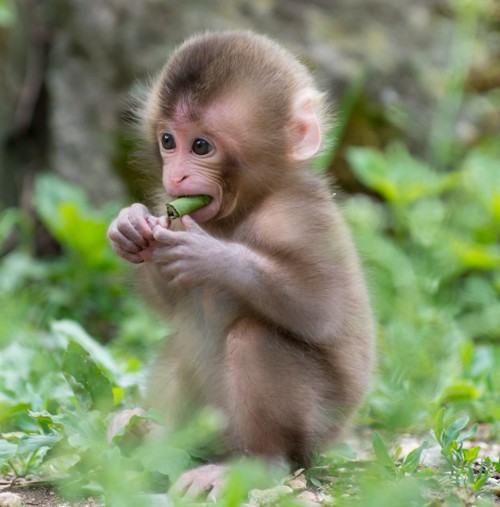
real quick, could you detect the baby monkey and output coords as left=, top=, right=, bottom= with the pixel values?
left=107, top=30, right=374, bottom=499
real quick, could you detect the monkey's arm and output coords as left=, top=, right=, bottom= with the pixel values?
left=151, top=217, right=352, bottom=344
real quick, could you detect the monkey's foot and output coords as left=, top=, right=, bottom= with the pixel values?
left=171, top=464, right=226, bottom=501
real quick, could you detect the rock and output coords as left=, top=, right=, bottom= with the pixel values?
left=420, top=446, right=446, bottom=468
left=287, top=473, right=307, bottom=490
left=297, top=490, right=321, bottom=505
left=0, top=492, right=24, bottom=507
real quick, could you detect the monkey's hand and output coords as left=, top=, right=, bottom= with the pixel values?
left=171, top=464, right=226, bottom=502
left=150, top=215, right=228, bottom=288
left=107, top=407, right=150, bottom=444
left=107, top=203, right=162, bottom=263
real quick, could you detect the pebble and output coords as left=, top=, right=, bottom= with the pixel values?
left=0, top=492, right=24, bottom=507
left=420, top=446, right=446, bottom=467
left=297, top=490, right=321, bottom=505
left=288, top=474, right=307, bottom=490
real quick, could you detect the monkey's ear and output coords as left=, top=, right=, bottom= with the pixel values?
left=290, top=90, right=322, bottom=161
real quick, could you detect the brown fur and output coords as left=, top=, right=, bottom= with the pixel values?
left=109, top=31, right=374, bottom=473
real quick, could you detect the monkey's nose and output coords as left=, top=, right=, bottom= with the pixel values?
left=169, top=173, right=189, bottom=188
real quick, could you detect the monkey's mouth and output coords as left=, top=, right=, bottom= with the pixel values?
left=165, top=195, right=212, bottom=220
left=176, top=193, right=219, bottom=222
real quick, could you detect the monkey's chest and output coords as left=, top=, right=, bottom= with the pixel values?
left=172, top=285, right=241, bottom=354
left=195, top=285, right=242, bottom=331
left=172, top=286, right=243, bottom=393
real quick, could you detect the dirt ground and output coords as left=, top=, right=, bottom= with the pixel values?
left=0, top=480, right=103, bottom=507
left=1, top=432, right=499, bottom=506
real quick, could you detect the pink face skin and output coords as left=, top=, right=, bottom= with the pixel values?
left=156, top=105, right=229, bottom=223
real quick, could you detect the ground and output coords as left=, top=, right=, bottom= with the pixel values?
left=1, top=433, right=500, bottom=506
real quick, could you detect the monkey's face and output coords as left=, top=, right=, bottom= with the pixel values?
left=155, top=96, right=254, bottom=223
left=156, top=118, right=227, bottom=224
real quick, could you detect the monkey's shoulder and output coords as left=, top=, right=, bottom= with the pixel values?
left=236, top=183, right=340, bottom=250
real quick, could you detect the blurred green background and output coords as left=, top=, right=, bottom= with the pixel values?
left=0, top=0, right=499, bottom=506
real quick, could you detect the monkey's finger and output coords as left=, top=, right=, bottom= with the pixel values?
left=111, top=243, right=144, bottom=264
left=170, top=472, right=194, bottom=496
left=184, top=480, right=211, bottom=500
left=146, top=215, right=160, bottom=229
left=181, top=215, right=205, bottom=234
left=139, top=247, right=153, bottom=262
left=115, top=213, right=150, bottom=248
left=207, top=481, right=224, bottom=502
left=151, top=246, right=185, bottom=263
left=108, top=225, right=144, bottom=253
left=129, top=203, right=157, bottom=241
left=152, top=224, right=185, bottom=244
left=157, top=215, right=171, bottom=229
left=177, top=465, right=225, bottom=500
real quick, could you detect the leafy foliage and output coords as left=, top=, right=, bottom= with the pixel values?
left=0, top=134, right=498, bottom=505
left=1, top=7, right=499, bottom=499
left=344, top=140, right=500, bottom=433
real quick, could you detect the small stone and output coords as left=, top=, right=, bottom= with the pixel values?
left=420, top=446, right=445, bottom=467
left=0, top=492, right=24, bottom=507
left=297, top=491, right=318, bottom=501
left=484, top=480, right=500, bottom=496
left=297, top=490, right=321, bottom=505
left=288, top=474, right=307, bottom=490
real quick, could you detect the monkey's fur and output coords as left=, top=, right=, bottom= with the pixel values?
left=109, top=31, right=374, bottom=472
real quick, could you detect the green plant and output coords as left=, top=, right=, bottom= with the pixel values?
left=371, top=432, right=429, bottom=479
left=434, top=408, right=499, bottom=494
left=344, top=139, right=500, bottom=431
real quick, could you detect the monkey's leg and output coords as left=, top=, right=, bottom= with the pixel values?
left=171, top=318, right=330, bottom=500
left=224, top=317, right=329, bottom=464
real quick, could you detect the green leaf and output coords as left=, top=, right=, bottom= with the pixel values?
left=0, top=208, right=24, bottom=249
left=34, top=174, right=116, bottom=268
left=28, top=410, right=65, bottom=431
left=34, top=174, right=88, bottom=236
left=473, top=472, right=490, bottom=492
left=62, top=342, right=114, bottom=412
left=147, top=447, right=191, bottom=478
left=371, top=432, right=396, bottom=470
left=441, top=381, right=481, bottom=403
left=138, top=440, right=191, bottom=480
left=347, top=144, right=452, bottom=204
left=309, top=477, right=321, bottom=488
left=462, top=446, right=480, bottom=464
left=66, top=410, right=107, bottom=452
left=0, top=0, right=15, bottom=27
left=456, top=423, right=478, bottom=443
left=17, top=434, right=62, bottom=455
left=52, top=320, right=119, bottom=376
left=401, top=440, right=429, bottom=474
left=434, top=408, right=446, bottom=444
left=451, top=241, right=500, bottom=270
left=0, top=439, right=17, bottom=466
left=461, top=146, right=500, bottom=223
left=443, top=415, right=470, bottom=447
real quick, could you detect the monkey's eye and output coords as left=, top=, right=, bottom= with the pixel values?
left=161, top=133, right=176, bottom=151
left=192, top=138, right=214, bottom=156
